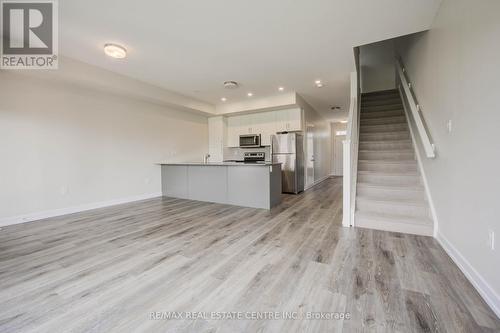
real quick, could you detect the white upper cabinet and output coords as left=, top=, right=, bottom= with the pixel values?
left=275, top=108, right=302, bottom=132
left=226, top=116, right=242, bottom=147
left=253, top=112, right=276, bottom=146
left=224, top=108, right=302, bottom=148
left=240, top=114, right=256, bottom=134
left=208, top=116, right=226, bottom=162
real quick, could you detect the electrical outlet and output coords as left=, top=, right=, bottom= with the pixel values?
left=488, top=230, right=495, bottom=250
left=446, top=120, right=452, bottom=134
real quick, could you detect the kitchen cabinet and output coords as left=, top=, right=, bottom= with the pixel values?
left=275, top=108, right=302, bottom=132
left=208, top=116, right=226, bottom=162
left=226, top=116, right=242, bottom=147
left=253, top=112, right=276, bottom=146
left=224, top=108, right=302, bottom=148
left=239, top=114, right=256, bottom=134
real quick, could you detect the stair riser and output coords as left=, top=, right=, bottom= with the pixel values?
left=362, top=98, right=402, bottom=107
left=357, top=174, right=421, bottom=186
left=360, top=132, right=410, bottom=141
left=361, top=123, right=408, bottom=133
left=361, top=110, right=404, bottom=119
left=359, top=141, right=413, bottom=150
left=354, top=216, right=433, bottom=236
left=357, top=200, right=430, bottom=218
left=359, top=151, right=415, bottom=160
left=357, top=186, right=426, bottom=201
left=362, top=105, right=403, bottom=112
left=358, top=162, right=418, bottom=173
left=362, top=91, right=399, bottom=100
left=361, top=117, right=406, bottom=126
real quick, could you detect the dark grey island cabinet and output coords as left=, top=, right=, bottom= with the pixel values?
left=159, top=162, right=282, bottom=209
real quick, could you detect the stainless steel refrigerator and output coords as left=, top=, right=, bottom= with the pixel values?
left=272, top=133, right=304, bottom=194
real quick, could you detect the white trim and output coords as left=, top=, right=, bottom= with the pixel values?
left=304, top=175, right=332, bottom=191
left=399, top=87, right=439, bottom=237
left=437, top=232, right=500, bottom=319
left=0, top=192, right=162, bottom=227
left=342, top=71, right=359, bottom=228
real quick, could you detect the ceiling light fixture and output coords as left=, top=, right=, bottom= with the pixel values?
left=315, top=80, right=324, bottom=88
left=223, top=81, right=239, bottom=89
left=278, top=87, right=284, bottom=91
left=221, top=97, right=227, bottom=102
left=247, top=92, right=253, bottom=97
left=104, top=43, right=127, bottom=59
left=340, top=120, right=348, bottom=124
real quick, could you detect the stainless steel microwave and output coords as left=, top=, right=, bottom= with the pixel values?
left=239, top=134, right=261, bottom=148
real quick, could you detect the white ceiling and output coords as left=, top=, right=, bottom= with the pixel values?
left=59, top=0, right=441, bottom=119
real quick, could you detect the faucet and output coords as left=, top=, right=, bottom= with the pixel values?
left=204, top=154, right=210, bottom=164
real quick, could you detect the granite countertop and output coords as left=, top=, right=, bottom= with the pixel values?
left=157, top=162, right=281, bottom=166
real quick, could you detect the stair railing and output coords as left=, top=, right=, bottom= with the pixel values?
left=396, top=57, right=436, bottom=158
left=342, top=71, right=360, bottom=227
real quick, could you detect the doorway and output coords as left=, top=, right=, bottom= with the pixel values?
left=332, top=122, right=347, bottom=176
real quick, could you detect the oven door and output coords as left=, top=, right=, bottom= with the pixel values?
left=239, top=134, right=261, bottom=147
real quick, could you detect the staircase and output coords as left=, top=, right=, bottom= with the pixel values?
left=355, top=89, right=433, bottom=236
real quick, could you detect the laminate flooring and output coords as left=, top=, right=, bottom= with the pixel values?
left=0, top=177, right=498, bottom=332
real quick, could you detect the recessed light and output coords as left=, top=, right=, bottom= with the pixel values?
left=221, top=97, right=227, bottom=102
left=247, top=92, right=253, bottom=97
left=315, top=80, right=324, bottom=88
left=104, top=43, right=127, bottom=59
left=278, top=87, right=284, bottom=91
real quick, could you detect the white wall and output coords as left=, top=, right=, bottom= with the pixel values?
left=331, top=122, right=347, bottom=176
left=0, top=60, right=208, bottom=224
left=395, top=0, right=500, bottom=315
left=360, top=40, right=396, bottom=93
left=297, top=96, right=332, bottom=186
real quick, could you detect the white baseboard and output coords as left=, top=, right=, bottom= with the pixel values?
left=436, top=232, right=500, bottom=318
left=0, top=192, right=162, bottom=227
left=304, top=175, right=332, bottom=191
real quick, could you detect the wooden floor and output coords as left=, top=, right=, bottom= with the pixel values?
left=0, top=178, right=498, bottom=332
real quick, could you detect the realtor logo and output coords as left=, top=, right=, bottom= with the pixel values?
left=1, top=0, right=58, bottom=69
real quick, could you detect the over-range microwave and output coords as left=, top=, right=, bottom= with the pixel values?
left=239, top=134, right=261, bottom=148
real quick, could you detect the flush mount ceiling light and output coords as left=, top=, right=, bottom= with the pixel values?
left=331, top=106, right=341, bottom=110
left=223, top=81, right=239, bottom=89
left=315, top=80, right=324, bottom=88
left=221, top=97, right=227, bottom=102
left=104, top=43, right=127, bottom=59
left=247, top=92, right=253, bottom=97
left=278, top=87, right=285, bottom=91
left=340, top=120, right=348, bottom=124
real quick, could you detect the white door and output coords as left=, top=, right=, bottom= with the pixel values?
left=306, top=125, right=315, bottom=187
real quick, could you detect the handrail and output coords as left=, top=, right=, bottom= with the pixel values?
left=342, top=71, right=359, bottom=227
left=396, top=57, right=436, bottom=158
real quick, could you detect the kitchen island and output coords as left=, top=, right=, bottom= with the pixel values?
left=159, top=162, right=282, bottom=209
